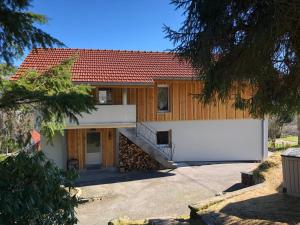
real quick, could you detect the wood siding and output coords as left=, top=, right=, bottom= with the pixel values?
left=66, top=128, right=116, bottom=169
left=282, top=155, right=300, bottom=196
left=93, top=88, right=123, bottom=105
left=126, top=80, right=252, bottom=122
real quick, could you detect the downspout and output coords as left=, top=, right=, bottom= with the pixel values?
left=261, top=117, right=268, bottom=161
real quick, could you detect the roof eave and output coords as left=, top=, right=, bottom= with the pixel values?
left=73, top=81, right=154, bottom=86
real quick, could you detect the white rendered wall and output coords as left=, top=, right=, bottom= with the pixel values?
left=41, top=132, right=67, bottom=169
left=146, top=119, right=267, bottom=162
left=66, top=105, right=136, bottom=128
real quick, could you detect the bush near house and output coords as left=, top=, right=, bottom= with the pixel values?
left=0, top=151, right=78, bottom=225
left=0, top=154, right=6, bottom=162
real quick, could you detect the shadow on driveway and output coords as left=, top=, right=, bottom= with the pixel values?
left=76, top=169, right=175, bottom=187
left=223, top=183, right=247, bottom=192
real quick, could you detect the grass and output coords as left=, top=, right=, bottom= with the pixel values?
left=196, top=153, right=300, bottom=225
left=280, top=135, right=298, bottom=143
left=268, top=142, right=298, bottom=151
left=252, top=154, right=281, bottom=181
left=268, top=135, right=299, bottom=151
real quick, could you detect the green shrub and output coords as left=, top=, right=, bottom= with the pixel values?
left=0, top=151, right=78, bottom=225
left=0, top=154, right=6, bottom=162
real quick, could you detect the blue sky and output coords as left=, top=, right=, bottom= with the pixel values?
left=15, top=0, right=184, bottom=65
left=24, top=1, right=184, bottom=57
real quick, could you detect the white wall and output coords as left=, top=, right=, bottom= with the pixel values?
left=41, top=132, right=67, bottom=169
left=66, top=105, right=136, bottom=128
left=146, top=119, right=266, bottom=162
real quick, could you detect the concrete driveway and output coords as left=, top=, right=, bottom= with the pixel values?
left=76, top=163, right=257, bottom=225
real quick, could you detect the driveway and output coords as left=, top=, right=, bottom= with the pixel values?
left=76, top=163, right=257, bottom=225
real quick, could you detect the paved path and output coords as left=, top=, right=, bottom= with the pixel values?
left=76, top=163, right=257, bottom=225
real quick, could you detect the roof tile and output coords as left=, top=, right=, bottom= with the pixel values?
left=12, top=48, right=196, bottom=84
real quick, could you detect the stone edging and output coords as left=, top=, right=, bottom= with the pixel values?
left=189, top=182, right=266, bottom=219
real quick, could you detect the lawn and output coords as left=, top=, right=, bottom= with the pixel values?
left=268, top=135, right=299, bottom=151
left=280, top=135, right=298, bottom=143
left=194, top=153, right=300, bottom=225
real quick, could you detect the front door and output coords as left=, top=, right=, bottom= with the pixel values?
left=86, top=131, right=102, bottom=166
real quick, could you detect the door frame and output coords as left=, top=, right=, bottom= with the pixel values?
left=85, top=130, right=102, bottom=166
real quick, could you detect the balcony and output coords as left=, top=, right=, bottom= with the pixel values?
left=66, top=105, right=136, bottom=129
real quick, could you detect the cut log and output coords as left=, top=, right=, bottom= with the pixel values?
left=119, top=134, right=161, bottom=171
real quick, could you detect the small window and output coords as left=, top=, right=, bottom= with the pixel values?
left=98, top=88, right=112, bottom=104
left=157, top=85, right=169, bottom=112
left=157, top=131, right=170, bottom=145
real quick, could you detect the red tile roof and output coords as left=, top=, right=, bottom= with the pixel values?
left=12, top=48, right=196, bottom=84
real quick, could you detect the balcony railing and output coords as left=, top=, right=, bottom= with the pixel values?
left=66, top=105, right=136, bottom=128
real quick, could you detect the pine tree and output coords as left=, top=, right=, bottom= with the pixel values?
left=165, top=0, right=300, bottom=118
left=0, top=58, right=96, bottom=141
left=0, top=1, right=95, bottom=224
left=0, top=0, right=63, bottom=65
left=0, top=0, right=95, bottom=141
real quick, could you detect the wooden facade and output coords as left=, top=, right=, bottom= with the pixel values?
left=92, top=80, right=252, bottom=122
left=66, top=128, right=116, bottom=169
left=67, top=79, right=252, bottom=169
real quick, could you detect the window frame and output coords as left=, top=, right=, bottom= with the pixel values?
left=98, top=88, right=113, bottom=105
left=157, top=84, right=170, bottom=113
left=86, top=131, right=101, bottom=153
left=156, top=130, right=171, bottom=147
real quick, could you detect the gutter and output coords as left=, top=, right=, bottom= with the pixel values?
left=73, top=81, right=153, bottom=86
left=73, top=77, right=198, bottom=86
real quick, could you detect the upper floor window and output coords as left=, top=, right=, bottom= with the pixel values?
left=157, top=85, right=169, bottom=112
left=98, top=88, right=112, bottom=104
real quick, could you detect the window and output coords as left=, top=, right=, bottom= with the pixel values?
left=157, top=85, right=169, bottom=112
left=156, top=131, right=170, bottom=146
left=86, top=132, right=101, bottom=153
left=98, top=88, right=112, bottom=104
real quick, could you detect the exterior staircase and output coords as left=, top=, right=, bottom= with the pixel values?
left=119, top=123, right=176, bottom=169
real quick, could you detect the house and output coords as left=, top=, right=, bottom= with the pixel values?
left=14, top=48, right=268, bottom=170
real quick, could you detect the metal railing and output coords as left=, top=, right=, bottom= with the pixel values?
left=136, top=122, right=175, bottom=160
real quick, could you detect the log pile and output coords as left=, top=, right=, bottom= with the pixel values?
left=119, top=134, right=160, bottom=171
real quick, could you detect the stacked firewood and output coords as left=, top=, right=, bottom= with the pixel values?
left=119, top=134, right=160, bottom=171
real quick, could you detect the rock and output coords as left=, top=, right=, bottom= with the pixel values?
left=149, top=218, right=191, bottom=225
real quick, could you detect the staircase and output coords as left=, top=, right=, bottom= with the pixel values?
left=119, top=122, right=176, bottom=169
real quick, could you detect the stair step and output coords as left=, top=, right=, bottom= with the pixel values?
left=119, top=128, right=177, bottom=169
